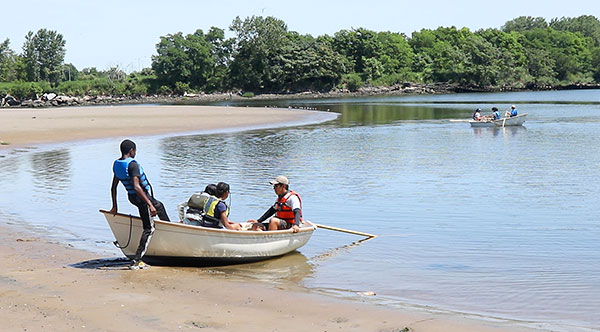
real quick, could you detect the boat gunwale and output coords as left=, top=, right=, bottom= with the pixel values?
left=99, top=209, right=316, bottom=235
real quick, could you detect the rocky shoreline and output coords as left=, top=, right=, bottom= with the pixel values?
left=1, top=82, right=599, bottom=108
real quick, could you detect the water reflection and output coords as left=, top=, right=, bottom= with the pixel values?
left=29, top=149, right=71, bottom=199
left=160, top=130, right=297, bottom=177
left=209, top=252, right=313, bottom=284
left=332, top=104, right=464, bottom=124
left=472, top=126, right=527, bottom=137
left=0, top=154, right=23, bottom=183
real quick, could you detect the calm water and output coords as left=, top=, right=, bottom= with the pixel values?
left=1, top=89, right=599, bottom=331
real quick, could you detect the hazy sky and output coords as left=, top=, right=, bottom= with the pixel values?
left=2, top=0, right=598, bottom=72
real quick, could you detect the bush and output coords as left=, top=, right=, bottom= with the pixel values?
left=174, top=82, right=190, bottom=96
left=340, top=73, right=363, bottom=91
left=56, top=80, right=90, bottom=96
left=110, top=82, right=127, bottom=95
left=241, top=91, right=254, bottom=98
left=0, top=83, right=10, bottom=97
left=372, top=71, right=420, bottom=86
left=8, top=82, right=46, bottom=99
left=128, top=82, right=148, bottom=96
left=157, top=85, right=172, bottom=95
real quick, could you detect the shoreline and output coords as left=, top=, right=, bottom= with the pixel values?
left=0, top=104, right=554, bottom=331
left=3, top=83, right=600, bottom=110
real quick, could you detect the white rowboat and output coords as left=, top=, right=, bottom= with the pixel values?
left=100, top=209, right=316, bottom=265
left=469, top=113, right=528, bottom=127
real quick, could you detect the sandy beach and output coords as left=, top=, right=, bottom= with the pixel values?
left=1, top=105, right=540, bottom=332
left=0, top=104, right=326, bottom=149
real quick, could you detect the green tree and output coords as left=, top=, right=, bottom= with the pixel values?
left=520, top=28, right=592, bottom=82
left=502, top=16, right=548, bottom=32
left=271, top=33, right=346, bottom=91
left=409, top=27, right=471, bottom=83
left=22, top=29, right=66, bottom=83
left=0, top=38, right=20, bottom=82
left=591, top=47, right=600, bottom=81
left=152, top=29, right=217, bottom=92
left=332, top=28, right=381, bottom=74
left=228, top=15, right=291, bottom=92
left=550, top=15, right=600, bottom=46
left=61, top=63, right=78, bottom=82
left=477, top=29, right=530, bottom=86
left=376, top=31, right=414, bottom=76
left=204, top=27, right=234, bottom=92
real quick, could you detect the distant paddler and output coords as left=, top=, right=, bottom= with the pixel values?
left=505, top=104, right=518, bottom=117
left=491, top=107, right=501, bottom=120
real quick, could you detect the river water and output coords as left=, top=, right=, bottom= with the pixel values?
left=1, top=89, right=599, bottom=331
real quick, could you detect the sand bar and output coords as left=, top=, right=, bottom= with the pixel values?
left=0, top=105, right=543, bottom=331
left=0, top=104, right=331, bottom=149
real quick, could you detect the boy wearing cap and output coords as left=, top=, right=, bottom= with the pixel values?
left=249, top=175, right=302, bottom=233
left=506, top=105, right=518, bottom=117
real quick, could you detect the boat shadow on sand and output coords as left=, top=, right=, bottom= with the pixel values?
left=69, top=252, right=315, bottom=283
left=70, top=236, right=375, bottom=281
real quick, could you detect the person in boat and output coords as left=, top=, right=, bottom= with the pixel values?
left=505, top=105, right=518, bottom=117
left=178, top=183, right=217, bottom=225
left=248, top=175, right=302, bottom=233
left=109, top=139, right=170, bottom=270
left=472, top=108, right=482, bottom=121
left=491, top=107, right=501, bottom=120
left=201, top=182, right=242, bottom=230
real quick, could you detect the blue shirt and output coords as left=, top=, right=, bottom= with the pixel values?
left=214, top=201, right=227, bottom=220
left=511, top=109, right=518, bottom=117
left=492, top=111, right=500, bottom=120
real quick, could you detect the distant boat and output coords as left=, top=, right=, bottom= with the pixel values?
left=469, top=113, right=528, bottom=127
left=100, top=209, right=316, bottom=265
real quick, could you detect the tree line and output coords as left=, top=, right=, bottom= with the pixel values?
left=1, top=15, right=600, bottom=99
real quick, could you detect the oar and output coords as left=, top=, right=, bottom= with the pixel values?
left=313, top=223, right=377, bottom=239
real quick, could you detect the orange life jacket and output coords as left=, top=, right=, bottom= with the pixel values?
left=275, top=191, right=302, bottom=223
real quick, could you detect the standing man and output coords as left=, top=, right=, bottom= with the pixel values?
left=110, top=139, right=170, bottom=270
left=249, top=175, right=302, bottom=233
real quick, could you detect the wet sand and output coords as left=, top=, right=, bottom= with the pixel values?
left=0, top=105, right=541, bottom=331
left=0, top=224, right=538, bottom=332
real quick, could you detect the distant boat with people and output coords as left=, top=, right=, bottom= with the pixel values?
left=469, top=113, right=528, bottom=127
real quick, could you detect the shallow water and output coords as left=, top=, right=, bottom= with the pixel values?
left=1, top=89, right=599, bottom=331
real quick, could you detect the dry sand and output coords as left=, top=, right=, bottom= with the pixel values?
left=0, top=105, right=542, bottom=332
left=0, top=104, right=326, bottom=149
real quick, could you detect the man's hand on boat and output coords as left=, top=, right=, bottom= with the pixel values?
left=149, top=204, right=158, bottom=217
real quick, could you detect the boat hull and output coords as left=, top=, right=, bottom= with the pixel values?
left=469, top=120, right=495, bottom=127
left=493, top=113, right=527, bottom=127
left=100, top=210, right=315, bottom=264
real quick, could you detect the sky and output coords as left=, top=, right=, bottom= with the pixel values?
left=2, top=0, right=599, bottom=72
